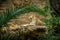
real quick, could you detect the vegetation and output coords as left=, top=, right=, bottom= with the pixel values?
left=0, top=0, right=60, bottom=40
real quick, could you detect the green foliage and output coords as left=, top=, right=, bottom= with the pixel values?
left=0, top=1, right=60, bottom=40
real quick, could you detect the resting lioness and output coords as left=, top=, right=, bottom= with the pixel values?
left=1, top=12, right=48, bottom=40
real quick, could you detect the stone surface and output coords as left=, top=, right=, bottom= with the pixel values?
left=1, top=12, right=47, bottom=34
left=0, top=12, right=48, bottom=40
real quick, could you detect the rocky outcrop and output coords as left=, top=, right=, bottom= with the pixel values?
left=0, top=12, right=48, bottom=40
